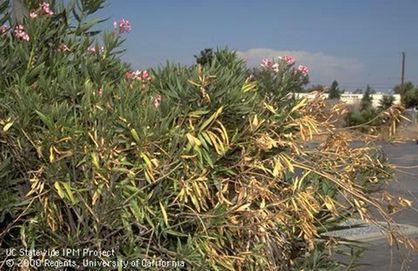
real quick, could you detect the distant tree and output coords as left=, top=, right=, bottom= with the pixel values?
left=194, top=48, right=214, bottom=66
left=403, top=88, right=418, bottom=108
left=394, top=81, right=415, bottom=96
left=378, top=95, right=395, bottom=111
left=361, top=86, right=373, bottom=111
left=393, top=82, right=418, bottom=108
left=366, top=84, right=376, bottom=94
left=353, top=88, right=363, bottom=94
left=328, top=80, right=341, bottom=99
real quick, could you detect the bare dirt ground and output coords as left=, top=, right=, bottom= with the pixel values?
left=395, top=124, right=418, bottom=141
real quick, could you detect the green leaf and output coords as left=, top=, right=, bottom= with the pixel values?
left=62, top=182, right=77, bottom=204
left=199, top=106, right=223, bottom=132
left=35, top=110, right=54, bottom=129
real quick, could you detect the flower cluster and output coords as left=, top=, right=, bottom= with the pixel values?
left=30, top=2, right=54, bottom=18
left=280, top=55, right=295, bottom=65
left=125, top=70, right=150, bottom=81
left=14, top=25, right=30, bottom=41
left=260, top=56, right=309, bottom=76
left=88, top=46, right=105, bottom=54
left=297, top=65, right=309, bottom=76
left=153, top=94, right=162, bottom=108
left=57, top=44, right=70, bottom=52
left=41, top=2, right=54, bottom=16
left=261, top=58, right=274, bottom=69
left=113, top=19, right=132, bottom=34
left=261, top=58, right=281, bottom=72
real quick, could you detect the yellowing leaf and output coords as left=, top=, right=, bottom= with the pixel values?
left=62, top=182, right=76, bottom=204
left=186, top=133, right=202, bottom=147
left=199, top=107, right=223, bottom=132
left=3, top=121, right=14, bottom=132
left=290, top=98, right=308, bottom=114
left=242, top=81, right=257, bottom=93
left=272, top=158, right=283, bottom=177
left=280, top=154, right=294, bottom=173
left=49, top=146, right=55, bottom=163
left=91, top=153, right=99, bottom=168
left=130, top=128, right=141, bottom=143
left=159, top=201, right=169, bottom=226
left=235, top=203, right=251, bottom=212
left=264, top=102, right=277, bottom=114
left=54, top=181, right=65, bottom=199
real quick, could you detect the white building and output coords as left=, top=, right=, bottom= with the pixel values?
left=294, top=92, right=401, bottom=108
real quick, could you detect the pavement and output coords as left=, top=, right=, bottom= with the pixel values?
left=328, top=141, right=418, bottom=270
left=362, top=141, right=418, bottom=271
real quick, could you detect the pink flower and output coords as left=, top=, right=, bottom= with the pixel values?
left=0, top=24, right=8, bottom=34
left=297, top=65, right=309, bottom=76
left=125, top=70, right=136, bottom=79
left=125, top=70, right=150, bottom=81
left=153, top=94, right=162, bottom=108
left=29, top=11, right=38, bottom=19
left=57, top=43, right=70, bottom=52
left=125, top=70, right=141, bottom=80
left=41, top=2, right=54, bottom=16
left=14, top=25, right=30, bottom=41
left=87, top=46, right=97, bottom=53
left=141, top=70, right=150, bottom=80
left=114, top=19, right=131, bottom=34
left=88, top=46, right=104, bottom=54
left=280, top=55, right=295, bottom=65
left=125, top=71, right=133, bottom=79
left=261, top=58, right=274, bottom=68
left=98, top=87, right=103, bottom=97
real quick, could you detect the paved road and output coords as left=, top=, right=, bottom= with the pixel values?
left=357, top=141, right=418, bottom=271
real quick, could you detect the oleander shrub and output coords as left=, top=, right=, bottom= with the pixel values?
left=345, top=102, right=404, bottom=135
left=0, top=1, right=411, bottom=270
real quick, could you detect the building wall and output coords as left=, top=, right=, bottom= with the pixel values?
left=294, top=92, right=401, bottom=108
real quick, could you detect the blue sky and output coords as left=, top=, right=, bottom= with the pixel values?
left=97, top=0, right=418, bottom=91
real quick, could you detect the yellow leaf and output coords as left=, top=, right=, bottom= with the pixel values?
left=216, top=121, right=229, bottom=145
left=159, top=201, right=169, bottom=226
left=186, top=133, right=201, bottom=147
left=199, top=107, right=223, bottom=132
left=252, top=115, right=258, bottom=128
left=242, top=81, right=257, bottom=93
left=54, top=181, right=65, bottom=199
left=264, top=102, right=277, bottom=114
left=140, top=152, right=153, bottom=169
left=207, top=131, right=224, bottom=154
left=130, top=128, right=141, bottom=143
left=272, top=158, right=283, bottom=177
left=290, top=98, right=308, bottom=114
left=49, top=146, right=55, bottom=163
left=3, top=121, right=14, bottom=132
left=62, top=182, right=76, bottom=204
left=235, top=203, right=251, bottom=212
left=91, top=153, right=99, bottom=168
left=280, top=154, right=294, bottom=173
